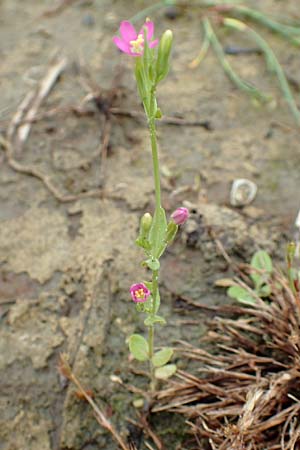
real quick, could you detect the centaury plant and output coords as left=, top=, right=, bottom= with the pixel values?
left=113, top=20, right=189, bottom=390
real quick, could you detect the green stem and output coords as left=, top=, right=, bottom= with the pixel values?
left=148, top=269, right=159, bottom=390
left=148, top=88, right=162, bottom=208
left=148, top=324, right=155, bottom=389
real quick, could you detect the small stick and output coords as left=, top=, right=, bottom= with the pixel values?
left=7, top=91, right=36, bottom=141
left=1, top=136, right=104, bottom=202
left=17, top=57, right=67, bottom=144
left=58, top=354, right=130, bottom=450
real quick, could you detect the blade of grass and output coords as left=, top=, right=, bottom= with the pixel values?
left=224, top=18, right=300, bottom=126
left=232, top=6, right=300, bottom=45
left=189, top=21, right=211, bottom=68
left=203, top=17, right=270, bottom=103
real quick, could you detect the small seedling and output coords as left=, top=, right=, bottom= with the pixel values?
left=227, top=250, right=273, bottom=304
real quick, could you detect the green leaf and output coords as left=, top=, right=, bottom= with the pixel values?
left=149, top=207, right=168, bottom=258
left=144, top=315, right=166, bottom=327
left=128, top=334, right=149, bottom=361
left=258, top=284, right=271, bottom=297
left=145, top=257, right=160, bottom=271
left=227, top=286, right=256, bottom=305
left=250, top=250, right=273, bottom=288
left=155, top=363, right=177, bottom=380
left=152, top=348, right=173, bottom=367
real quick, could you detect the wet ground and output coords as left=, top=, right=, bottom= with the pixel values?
left=1, top=1, right=300, bottom=449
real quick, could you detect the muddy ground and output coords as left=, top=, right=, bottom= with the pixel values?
left=0, top=1, right=300, bottom=449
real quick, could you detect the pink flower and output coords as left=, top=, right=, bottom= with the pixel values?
left=113, top=20, right=159, bottom=56
left=171, top=207, right=189, bottom=225
left=130, top=283, right=151, bottom=303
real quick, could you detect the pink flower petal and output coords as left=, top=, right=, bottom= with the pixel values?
left=120, top=21, right=137, bottom=43
left=113, top=36, right=131, bottom=54
left=139, top=21, right=154, bottom=40
left=130, top=283, right=151, bottom=303
left=149, top=38, right=159, bottom=48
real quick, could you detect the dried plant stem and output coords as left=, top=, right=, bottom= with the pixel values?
left=59, top=355, right=130, bottom=450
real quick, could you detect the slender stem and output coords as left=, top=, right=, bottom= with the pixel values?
left=148, top=324, right=155, bottom=389
left=148, top=269, right=159, bottom=391
left=149, top=120, right=161, bottom=208
left=148, top=99, right=161, bottom=392
left=148, top=95, right=161, bottom=209
left=146, top=88, right=162, bottom=391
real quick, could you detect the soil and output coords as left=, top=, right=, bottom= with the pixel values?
left=0, top=1, right=300, bottom=449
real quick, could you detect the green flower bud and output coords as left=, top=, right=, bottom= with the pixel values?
left=156, top=29, right=173, bottom=83
left=140, top=213, right=152, bottom=236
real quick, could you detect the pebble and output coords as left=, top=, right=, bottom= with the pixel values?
left=230, top=178, right=258, bottom=207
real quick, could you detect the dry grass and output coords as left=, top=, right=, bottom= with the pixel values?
left=155, top=268, right=300, bottom=449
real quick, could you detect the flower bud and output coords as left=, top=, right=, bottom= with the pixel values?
left=156, top=29, right=173, bottom=83
left=140, top=212, right=152, bottom=236
left=171, top=207, right=189, bottom=226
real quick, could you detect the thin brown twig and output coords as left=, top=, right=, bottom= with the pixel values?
left=59, top=354, right=130, bottom=450
left=17, top=57, right=67, bottom=145
left=1, top=135, right=104, bottom=202
left=3, top=58, right=107, bottom=203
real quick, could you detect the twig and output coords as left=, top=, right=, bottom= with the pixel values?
left=3, top=57, right=107, bottom=202
left=1, top=135, right=104, bottom=202
left=17, top=57, right=67, bottom=144
left=138, top=413, right=164, bottom=450
left=7, top=91, right=36, bottom=141
left=58, top=354, right=130, bottom=450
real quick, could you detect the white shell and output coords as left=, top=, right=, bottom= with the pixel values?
left=230, top=178, right=257, bottom=207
